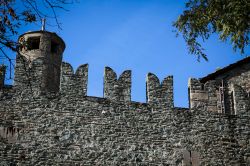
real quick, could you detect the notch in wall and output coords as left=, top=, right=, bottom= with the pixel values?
left=146, top=73, right=174, bottom=110
left=60, top=62, right=88, bottom=96
left=104, top=67, right=131, bottom=102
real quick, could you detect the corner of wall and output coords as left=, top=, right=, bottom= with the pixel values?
left=188, top=78, right=220, bottom=112
left=232, top=84, right=250, bottom=115
left=188, top=78, right=208, bottom=111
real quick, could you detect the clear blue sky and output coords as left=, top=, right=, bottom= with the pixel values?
left=8, top=0, right=250, bottom=107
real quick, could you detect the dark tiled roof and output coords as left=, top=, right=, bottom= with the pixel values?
left=200, top=56, right=250, bottom=83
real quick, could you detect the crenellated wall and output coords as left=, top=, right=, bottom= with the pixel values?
left=146, top=73, right=174, bottom=110
left=60, top=62, right=88, bottom=96
left=104, top=67, right=131, bottom=102
left=58, top=63, right=174, bottom=108
left=0, top=30, right=249, bottom=165
left=12, top=55, right=248, bottom=115
left=0, top=59, right=249, bottom=165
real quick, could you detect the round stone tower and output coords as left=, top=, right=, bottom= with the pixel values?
left=15, top=30, right=65, bottom=93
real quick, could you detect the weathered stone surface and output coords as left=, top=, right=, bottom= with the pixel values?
left=104, top=67, right=131, bottom=102
left=60, top=62, right=88, bottom=96
left=146, top=73, right=174, bottom=110
left=16, top=31, right=65, bottom=93
left=0, top=65, right=6, bottom=89
left=189, top=72, right=250, bottom=115
left=0, top=30, right=249, bottom=166
left=0, top=92, right=249, bottom=165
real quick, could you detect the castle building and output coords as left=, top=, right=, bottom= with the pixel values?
left=189, top=56, right=250, bottom=115
left=0, top=30, right=249, bottom=165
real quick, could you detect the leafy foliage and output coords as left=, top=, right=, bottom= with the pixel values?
left=174, top=0, right=250, bottom=61
left=0, top=0, right=73, bottom=52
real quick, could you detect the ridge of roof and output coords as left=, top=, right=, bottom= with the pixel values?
left=200, top=56, right=250, bottom=83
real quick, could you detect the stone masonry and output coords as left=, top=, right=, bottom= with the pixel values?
left=0, top=30, right=249, bottom=165
left=189, top=57, right=250, bottom=115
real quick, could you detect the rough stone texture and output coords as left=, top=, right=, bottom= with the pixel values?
left=189, top=61, right=250, bottom=115
left=0, top=93, right=249, bottom=165
left=60, top=62, right=88, bottom=96
left=189, top=79, right=217, bottom=112
left=146, top=73, right=174, bottom=110
left=104, top=67, right=131, bottom=103
left=189, top=74, right=250, bottom=115
left=16, top=31, right=65, bottom=93
left=14, top=55, right=44, bottom=96
left=233, top=84, right=250, bottom=115
left=0, top=31, right=249, bottom=166
left=0, top=65, right=6, bottom=89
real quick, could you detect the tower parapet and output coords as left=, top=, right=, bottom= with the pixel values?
left=14, top=31, right=65, bottom=93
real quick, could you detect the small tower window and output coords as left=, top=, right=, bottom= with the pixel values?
left=51, top=41, right=59, bottom=53
left=27, top=37, right=40, bottom=50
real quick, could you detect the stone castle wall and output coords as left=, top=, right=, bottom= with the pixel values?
left=0, top=90, right=249, bottom=165
left=0, top=30, right=249, bottom=165
left=0, top=56, right=249, bottom=165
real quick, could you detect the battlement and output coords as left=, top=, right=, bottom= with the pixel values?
left=104, top=67, right=131, bottom=102
left=60, top=62, right=88, bottom=96
left=5, top=30, right=250, bottom=114
left=0, top=31, right=250, bottom=165
left=11, top=52, right=250, bottom=114
left=59, top=62, right=174, bottom=109
left=146, top=73, right=173, bottom=110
